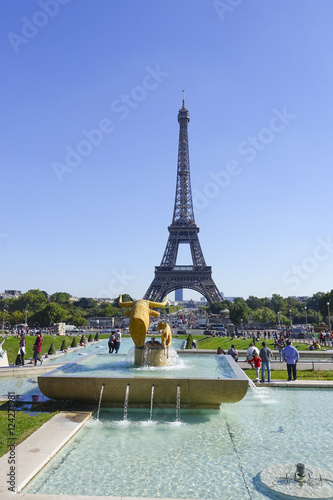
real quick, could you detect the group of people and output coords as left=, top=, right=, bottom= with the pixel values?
left=246, top=340, right=299, bottom=382
left=319, top=330, right=333, bottom=345
left=108, top=330, right=122, bottom=353
left=16, top=332, right=43, bottom=366
left=217, top=344, right=238, bottom=361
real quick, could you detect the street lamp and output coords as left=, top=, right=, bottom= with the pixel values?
left=289, top=309, right=292, bottom=334
left=241, top=319, right=243, bottom=333
left=2, top=306, right=7, bottom=334
left=304, top=306, right=308, bottom=333
left=277, top=311, right=280, bottom=329
left=327, top=302, right=331, bottom=334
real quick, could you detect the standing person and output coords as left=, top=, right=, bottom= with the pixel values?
left=260, top=341, right=272, bottom=383
left=276, top=339, right=284, bottom=362
left=282, top=339, right=299, bottom=381
left=253, top=351, right=261, bottom=382
left=108, top=332, right=115, bottom=353
left=32, top=332, right=43, bottom=366
left=18, top=333, right=26, bottom=366
left=246, top=343, right=259, bottom=368
left=114, top=329, right=122, bottom=354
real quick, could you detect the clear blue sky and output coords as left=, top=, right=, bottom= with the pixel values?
left=1, top=0, right=333, bottom=301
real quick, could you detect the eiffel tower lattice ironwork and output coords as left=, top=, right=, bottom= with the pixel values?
left=144, top=94, right=223, bottom=304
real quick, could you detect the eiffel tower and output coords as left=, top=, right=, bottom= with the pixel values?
left=144, top=93, right=223, bottom=304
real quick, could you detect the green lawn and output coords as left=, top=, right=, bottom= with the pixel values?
left=196, top=336, right=314, bottom=352
left=245, top=368, right=333, bottom=380
left=2, top=334, right=88, bottom=365
left=0, top=401, right=57, bottom=458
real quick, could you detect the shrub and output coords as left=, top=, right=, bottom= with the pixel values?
left=80, top=335, right=86, bottom=344
left=48, top=343, right=56, bottom=355
left=71, top=337, right=78, bottom=348
left=185, top=334, right=193, bottom=349
left=60, top=339, right=67, bottom=351
left=94, top=332, right=100, bottom=341
left=88, top=334, right=93, bottom=342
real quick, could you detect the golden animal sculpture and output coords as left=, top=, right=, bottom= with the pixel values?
left=156, top=321, right=172, bottom=358
left=156, top=321, right=172, bottom=348
left=119, top=296, right=167, bottom=347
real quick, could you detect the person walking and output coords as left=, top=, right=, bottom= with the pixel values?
left=114, top=329, right=122, bottom=354
left=32, top=332, right=43, bottom=366
left=282, top=339, right=299, bottom=381
left=108, top=332, right=115, bottom=353
left=18, top=333, right=26, bottom=366
left=259, top=341, right=272, bottom=383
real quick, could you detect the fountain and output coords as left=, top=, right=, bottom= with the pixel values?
left=255, top=462, right=333, bottom=499
left=37, top=295, right=249, bottom=409
left=23, top=388, right=333, bottom=499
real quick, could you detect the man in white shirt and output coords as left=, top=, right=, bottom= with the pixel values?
left=246, top=342, right=259, bottom=368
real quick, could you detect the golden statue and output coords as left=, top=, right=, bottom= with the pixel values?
left=118, top=296, right=167, bottom=347
left=156, top=321, right=172, bottom=358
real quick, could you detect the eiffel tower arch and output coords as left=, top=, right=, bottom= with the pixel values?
left=144, top=94, right=222, bottom=304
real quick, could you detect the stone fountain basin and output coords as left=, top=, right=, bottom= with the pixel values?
left=38, top=354, right=249, bottom=409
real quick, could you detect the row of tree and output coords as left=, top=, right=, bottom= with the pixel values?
left=1, top=289, right=333, bottom=329
left=208, top=291, right=333, bottom=327
left=0, top=290, right=133, bottom=328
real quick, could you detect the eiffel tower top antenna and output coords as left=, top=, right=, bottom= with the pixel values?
left=143, top=96, right=223, bottom=304
left=172, top=90, right=195, bottom=226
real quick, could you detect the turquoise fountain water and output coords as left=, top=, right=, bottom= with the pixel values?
left=24, top=388, right=333, bottom=499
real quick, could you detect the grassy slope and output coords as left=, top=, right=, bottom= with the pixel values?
left=2, top=334, right=92, bottom=364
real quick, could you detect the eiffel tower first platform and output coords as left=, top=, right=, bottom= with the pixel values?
left=144, top=94, right=223, bottom=304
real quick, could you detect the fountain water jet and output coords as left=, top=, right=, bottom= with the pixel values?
left=123, top=384, right=130, bottom=420
left=149, top=384, right=154, bottom=421
left=176, top=385, right=181, bottom=422
left=96, top=384, right=104, bottom=420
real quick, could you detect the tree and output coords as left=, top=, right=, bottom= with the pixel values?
left=318, top=291, right=333, bottom=319
left=271, top=294, right=287, bottom=313
left=73, top=297, right=97, bottom=309
left=67, top=310, right=87, bottom=327
left=32, top=303, right=68, bottom=327
left=251, top=307, right=276, bottom=324
left=246, top=296, right=265, bottom=310
left=113, top=294, right=133, bottom=307
left=15, top=289, right=48, bottom=313
left=49, top=292, right=71, bottom=306
left=229, top=299, right=251, bottom=326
